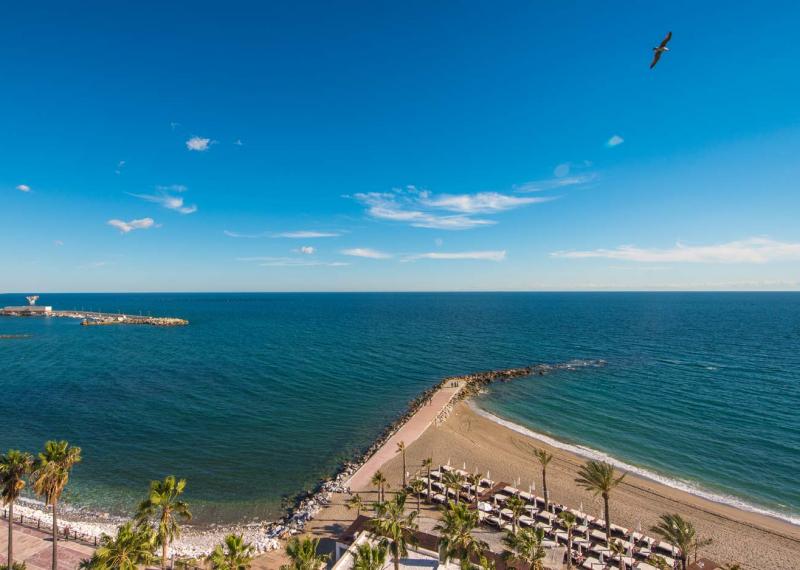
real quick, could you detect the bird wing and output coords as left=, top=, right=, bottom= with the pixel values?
left=650, top=50, right=662, bottom=69
left=660, top=31, right=672, bottom=48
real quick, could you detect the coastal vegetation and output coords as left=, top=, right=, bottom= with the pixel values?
left=30, top=440, right=82, bottom=570
left=532, top=448, right=553, bottom=511
left=206, top=533, right=256, bottom=570
left=574, top=460, right=626, bottom=545
left=557, top=510, right=577, bottom=569
left=135, top=475, right=192, bottom=570
left=502, top=527, right=547, bottom=570
left=650, top=513, right=711, bottom=570
left=395, top=441, right=407, bottom=487
left=0, top=449, right=34, bottom=568
left=351, top=541, right=387, bottom=570
left=370, top=471, right=388, bottom=503
left=79, top=522, right=156, bottom=570
left=369, top=493, right=418, bottom=570
left=433, top=501, right=487, bottom=570
left=281, top=536, right=329, bottom=570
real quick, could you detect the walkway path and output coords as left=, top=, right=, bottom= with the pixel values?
left=0, top=519, right=95, bottom=570
left=347, top=381, right=463, bottom=490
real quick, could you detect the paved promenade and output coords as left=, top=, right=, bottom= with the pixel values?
left=0, top=519, right=95, bottom=570
left=347, top=381, right=463, bottom=490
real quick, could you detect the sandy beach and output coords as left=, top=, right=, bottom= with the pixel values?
left=303, top=398, right=800, bottom=570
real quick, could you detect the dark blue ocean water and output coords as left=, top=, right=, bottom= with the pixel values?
left=1, top=293, right=798, bottom=525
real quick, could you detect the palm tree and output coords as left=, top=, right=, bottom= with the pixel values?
left=421, top=457, right=433, bottom=501
left=351, top=541, right=387, bottom=570
left=135, top=475, right=192, bottom=570
left=207, top=534, right=256, bottom=570
left=441, top=471, right=465, bottom=504
left=396, top=441, right=407, bottom=488
left=650, top=513, right=707, bottom=570
left=502, top=527, right=546, bottom=570
left=647, top=555, right=672, bottom=570
left=30, top=440, right=82, bottom=570
left=532, top=448, right=553, bottom=511
left=346, top=493, right=365, bottom=517
left=557, top=511, right=576, bottom=569
left=477, top=554, right=496, bottom=570
left=369, top=494, right=419, bottom=570
left=609, top=539, right=626, bottom=570
left=281, top=536, right=329, bottom=570
left=408, top=479, right=425, bottom=513
left=80, top=522, right=156, bottom=570
left=434, top=501, right=488, bottom=570
left=371, top=470, right=388, bottom=503
left=574, top=460, right=626, bottom=545
left=467, top=473, right=482, bottom=505
left=0, top=449, right=34, bottom=568
left=504, top=495, right=526, bottom=535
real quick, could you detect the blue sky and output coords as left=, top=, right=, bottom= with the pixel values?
left=2, top=1, right=799, bottom=292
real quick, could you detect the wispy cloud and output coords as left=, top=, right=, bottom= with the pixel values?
left=404, top=250, right=507, bottom=262
left=16, top=184, right=31, bottom=192
left=341, top=248, right=392, bottom=259
left=128, top=185, right=197, bottom=214
left=186, top=136, right=212, bottom=151
left=53, top=240, right=64, bottom=247
left=353, top=186, right=541, bottom=230
left=513, top=174, right=596, bottom=193
left=224, top=230, right=341, bottom=239
left=115, top=160, right=126, bottom=175
left=552, top=237, right=800, bottom=263
left=606, top=134, right=624, bottom=147
left=297, top=246, right=315, bottom=255
left=237, top=256, right=349, bottom=267
left=234, top=139, right=244, bottom=146
left=107, top=217, right=157, bottom=233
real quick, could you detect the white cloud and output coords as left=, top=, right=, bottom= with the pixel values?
left=274, top=230, right=341, bottom=238
left=225, top=230, right=341, bottom=239
left=53, top=240, right=64, bottom=247
left=340, top=248, right=392, bottom=259
left=353, top=187, right=529, bottom=230
left=115, top=160, right=126, bottom=175
left=170, top=122, right=180, bottom=130
left=421, top=192, right=551, bottom=214
left=298, top=246, right=315, bottom=255
left=16, top=184, right=31, bottom=192
left=107, top=217, right=156, bottom=233
left=186, top=136, right=212, bottom=151
left=234, top=139, right=244, bottom=146
left=405, top=250, right=507, bottom=262
left=606, top=134, right=624, bottom=147
left=551, top=237, right=800, bottom=264
left=514, top=174, right=596, bottom=193
left=129, top=186, right=197, bottom=214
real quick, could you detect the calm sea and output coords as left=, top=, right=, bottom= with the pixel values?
left=1, top=293, right=798, bottom=525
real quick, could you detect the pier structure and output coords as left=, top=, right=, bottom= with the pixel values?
left=1, top=296, right=188, bottom=326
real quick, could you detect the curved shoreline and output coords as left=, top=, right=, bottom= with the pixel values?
left=469, top=402, right=800, bottom=528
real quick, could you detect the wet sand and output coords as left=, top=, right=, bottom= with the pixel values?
left=303, top=401, right=800, bottom=570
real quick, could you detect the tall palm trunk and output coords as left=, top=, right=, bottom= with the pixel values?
left=162, top=539, right=168, bottom=570
left=542, top=466, right=549, bottom=511
left=566, top=529, right=573, bottom=569
left=426, top=465, right=431, bottom=501
left=401, top=452, right=406, bottom=488
left=8, top=501, right=15, bottom=566
left=52, top=501, right=58, bottom=570
left=603, top=493, right=611, bottom=545
left=393, top=554, right=400, bottom=570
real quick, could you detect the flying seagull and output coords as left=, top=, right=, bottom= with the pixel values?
left=650, top=31, right=672, bottom=69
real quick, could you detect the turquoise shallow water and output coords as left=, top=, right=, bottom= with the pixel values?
left=1, top=293, right=798, bottom=525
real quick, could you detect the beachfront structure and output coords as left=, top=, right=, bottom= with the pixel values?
left=1, top=294, right=52, bottom=315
